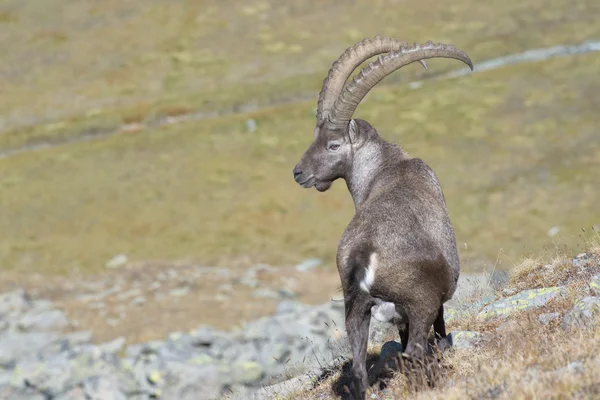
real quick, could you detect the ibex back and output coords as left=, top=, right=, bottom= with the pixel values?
left=292, top=36, right=473, bottom=399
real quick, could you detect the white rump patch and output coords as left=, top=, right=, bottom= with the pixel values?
left=359, top=253, right=378, bottom=293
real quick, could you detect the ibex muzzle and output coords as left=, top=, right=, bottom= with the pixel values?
left=292, top=36, right=473, bottom=399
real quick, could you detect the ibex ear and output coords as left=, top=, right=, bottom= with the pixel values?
left=348, top=119, right=359, bottom=144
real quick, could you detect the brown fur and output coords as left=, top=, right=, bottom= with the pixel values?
left=293, top=118, right=460, bottom=399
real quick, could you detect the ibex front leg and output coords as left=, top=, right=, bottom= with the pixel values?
left=345, top=291, right=372, bottom=400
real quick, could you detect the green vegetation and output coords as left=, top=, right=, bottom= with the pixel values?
left=1, top=0, right=599, bottom=275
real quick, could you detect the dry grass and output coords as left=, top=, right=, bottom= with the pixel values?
left=282, top=250, right=600, bottom=399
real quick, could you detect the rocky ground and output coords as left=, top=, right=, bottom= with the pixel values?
left=2, top=249, right=599, bottom=399
left=0, top=258, right=341, bottom=344
left=272, top=249, right=600, bottom=399
left=0, top=257, right=504, bottom=400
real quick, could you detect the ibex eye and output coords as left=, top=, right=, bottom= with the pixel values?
left=328, top=143, right=340, bottom=151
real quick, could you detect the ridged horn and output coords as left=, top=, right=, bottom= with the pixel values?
left=327, top=41, right=473, bottom=131
left=316, top=35, right=428, bottom=122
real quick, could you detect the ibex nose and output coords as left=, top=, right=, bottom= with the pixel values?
left=293, top=167, right=303, bottom=181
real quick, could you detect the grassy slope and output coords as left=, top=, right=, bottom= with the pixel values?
left=1, top=0, right=600, bottom=274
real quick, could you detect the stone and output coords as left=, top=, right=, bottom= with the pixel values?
left=295, top=258, right=321, bottom=272
left=275, top=300, right=303, bottom=315
left=245, top=119, right=257, bottom=133
left=83, top=375, right=127, bottom=400
left=379, top=341, right=404, bottom=361
left=189, top=326, right=221, bottom=347
left=538, top=312, right=561, bottom=325
left=446, top=331, right=482, bottom=349
left=65, top=331, right=93, bottom=346
left=54, top=386, right=87, bottom=400
left=105, top=254, right=128, bottom=269
left=589, top=275, right=600, bottom=296
left=369, top=319, right=396, bottom=345
left=253, top=288, right=279, bottom=299
left=115, top=288, right=143, bottom=301
left=14, top=359, right=72, bottom=397
left=169, top=287, right=191, bottom=297
left=100, top=337, right=126, bottom=354
left=443, top=305, right=472, bottom=325
left=161, top=362, right=222, bottom=400
left=563, top=296, right=600, bottom=330
left=278, top=288, right=298, bottom=298
left=0, top=386, right=46, bottom=400
left=231, top=361, right=264, bottom=384
left=478, top=287, right=564, bottom=321
left=0, top=289, right=30, bottom=313
left=18, top=308, right=68, bottom=331
left=0, top=331, right=58, bottom=365
left=131, top=296, right=146, bottom=306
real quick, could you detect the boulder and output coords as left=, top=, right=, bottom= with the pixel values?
left=446, top=331, right=482, bottom=349
left=478, top=287, right=563, bottom=321
left=563, top=296, right=600, bottom=330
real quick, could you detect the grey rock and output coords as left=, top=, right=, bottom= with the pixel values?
left=589, top=275, right=600, bottom=296
left=275, top=300, right=304, bottom=315
left=18, top=308, right=68, bottom=332
left=573, top=253, right=592, bottom=268
left=88, top=302, right=106, bottom=310
left=538, top=312, right=561, bottom=325
left=105, top=254, right=128, bottom=269
left=478, top=287, right=564, bottom=321
left=54, top=386, right=87, bottom=400
left=0, top=331, right=58, bottom=365
left=563, top=296, right=600, bottom=330
left=0, top=289, right=30, bottom=313
left=369, top=319, right=396, bottom=345
left=64, top=331, right=93, bottom=346
left=238, top=269, right=259, bottom=288
left=278, top=288, right=298, bottom=298
left=565, top=360, right=585, bottom=375
left=131, top=296, right=146, bottom=307
left=77, top=285, right=121, bottom=302
left=13, top=359, right=72, bottom=397
left=189, top=326, right=222, bottom=347
left=0, top=386, right=46, bottom=400
left=99, top=337, right=126, bottom=354
left=115, top=288, right=143, bottom=301
left=83, top=375, right=127, bottom=400
left=379, top=341, right=403, bottom=360
left=161, top=361, right=222, bottom=400
left=231, top=361, right=264, bottom=384
left=253, top=288, right=280, bottom=299
left=295, top=258, right=321, bottom=272
left=169, top=287, right=191, bottom=298
left=446, top=331, right=482, bottom=349
left=246, top=118, right=257, bottom=133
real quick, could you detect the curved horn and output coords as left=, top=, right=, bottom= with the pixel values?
left=316, top=36, right=428, bottom=122
left=327, top=41, right=473, bottom=131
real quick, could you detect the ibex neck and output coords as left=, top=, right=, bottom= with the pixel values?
left=345, top=141, right=407, bottom=209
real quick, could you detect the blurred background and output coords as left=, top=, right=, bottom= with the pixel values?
left=1, top=0, right=599, bottom=344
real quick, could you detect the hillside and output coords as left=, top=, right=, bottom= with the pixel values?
left=261, top=243, right=600, bottom=400
left=1, top=244, right=598, bottom=399
left=1, top=0, right=600, bottom=280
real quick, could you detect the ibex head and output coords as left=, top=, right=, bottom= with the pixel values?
left=293, top=37, right=473, bottom=192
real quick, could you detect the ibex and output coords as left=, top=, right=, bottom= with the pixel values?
left=292, top=37, right=473, bottom=398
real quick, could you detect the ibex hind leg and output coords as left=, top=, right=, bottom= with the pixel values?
left=345, top=291, right=372, bottom=400
left=433, top=305, right=453, bottom=352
